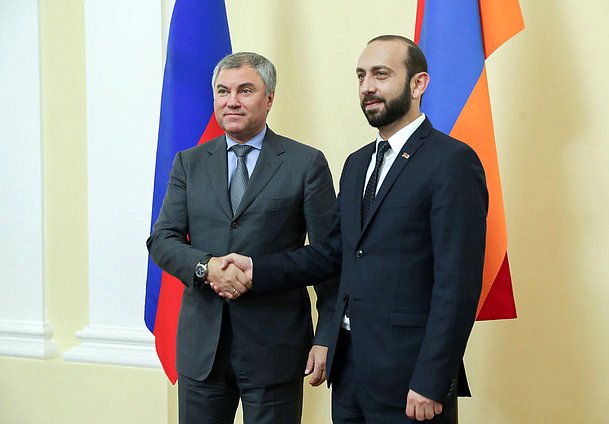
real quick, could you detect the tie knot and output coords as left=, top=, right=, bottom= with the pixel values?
left=377, top=140, right=390, bottom=156
left=231, top=144, right=254, bottom=158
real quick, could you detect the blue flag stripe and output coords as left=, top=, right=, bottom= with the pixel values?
left=145, top=0, right=232, bottom=332
left=418, top=0, right=485, bottom=134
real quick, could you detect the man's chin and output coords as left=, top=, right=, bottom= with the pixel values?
left=222, top=124, right=244, bottom=135
left=364, top=113, right=386, bottom=128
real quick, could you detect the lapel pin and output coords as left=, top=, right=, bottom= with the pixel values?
left=402, top=152, right=410, bottom=159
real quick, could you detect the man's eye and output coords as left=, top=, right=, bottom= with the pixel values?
left=242, top=88, right=253, bottom=94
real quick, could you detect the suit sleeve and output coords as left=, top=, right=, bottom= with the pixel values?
left=301, top=150, right=340, bottom=346
left=408, top=145, right=488, bottom=402
left=251, top=154, right=348, bottom=294
left=146, top=151, right=211, bottom=287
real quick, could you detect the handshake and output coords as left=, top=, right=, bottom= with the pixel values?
left=206, top=253, right=253, bottom=299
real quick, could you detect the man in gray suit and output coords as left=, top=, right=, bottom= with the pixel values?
left=146, top=52, right=337, bottom=424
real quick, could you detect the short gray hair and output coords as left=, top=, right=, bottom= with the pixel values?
left=212, top=52, right=277, bottom=95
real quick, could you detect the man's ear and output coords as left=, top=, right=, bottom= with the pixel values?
left=411, top=72, right=430, bottom=101
left=266, top=91, right=275, bottom=112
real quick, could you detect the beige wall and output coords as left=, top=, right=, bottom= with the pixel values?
left=40, top=0, right=89, bottom=356
left=462, top=0, right=609, bottom=420
left=2, top=0, right=609, bottom=422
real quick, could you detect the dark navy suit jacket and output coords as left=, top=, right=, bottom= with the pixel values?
left=253, top=118, right=488, bottom=407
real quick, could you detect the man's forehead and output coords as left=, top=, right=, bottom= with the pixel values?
left=216, top=66, right=262, bottom=84
left=357, top=40, right=407, bottom=70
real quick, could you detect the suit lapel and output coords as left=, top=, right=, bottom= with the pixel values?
left=204, top=137, right=233, bottom=220
left=233, top=129, right=284, bottom=220
left=360, top=118, right=432, bottom=234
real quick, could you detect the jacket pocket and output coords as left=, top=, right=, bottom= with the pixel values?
left=390, top=311, right=429, bottom=327
left=258, top=197, right=293, bottom=210
left=382, top=199, right=426, bottom=210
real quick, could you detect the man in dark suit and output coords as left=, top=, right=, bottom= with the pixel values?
left=214, top=36, right=488, bottom=423
left=146, top=52, right=337, bottom=424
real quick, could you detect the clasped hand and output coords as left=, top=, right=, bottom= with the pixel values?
left=206, top=254, right=252, bottom=299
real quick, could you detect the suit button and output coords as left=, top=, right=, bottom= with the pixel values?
left=231, top=222, right=239, bottom=229
left=355, top=250, right=364, bottom=258
left=342, top=293, right=348, bottom=300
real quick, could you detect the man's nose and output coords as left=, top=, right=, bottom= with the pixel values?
left=227, top=92, right=240, bottom=108
left=360, top=76, right=376, bottom=95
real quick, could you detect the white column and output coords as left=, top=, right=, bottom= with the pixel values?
left=63, top=0, right=164, bottom=368
left=0, top=0, right=58, bottom=359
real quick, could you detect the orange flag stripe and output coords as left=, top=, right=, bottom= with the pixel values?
left=450, top=66, right=508, bottom=314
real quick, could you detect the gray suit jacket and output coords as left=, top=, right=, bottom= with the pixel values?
left=147, top=128, right=338, bottom=385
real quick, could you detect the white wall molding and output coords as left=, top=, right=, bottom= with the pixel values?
left=63, top=0, right=164, bottom=368
left=63, top=325, right=161, bottom=368
left=0, top=0, right=58, bottom=359
left=0, top=320, right=59, bottom=359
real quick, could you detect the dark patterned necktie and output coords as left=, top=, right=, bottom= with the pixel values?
left=229, top=144, right=254, bottom=215
left=362, top=140, right=390, bottom=223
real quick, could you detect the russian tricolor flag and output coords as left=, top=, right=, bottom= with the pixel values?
left=145, top=0, right=232, bottom=383
left=415, top=0, right=524, bottom=320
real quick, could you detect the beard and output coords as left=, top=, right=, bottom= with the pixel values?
left=361, top=81, right=411, bottom=129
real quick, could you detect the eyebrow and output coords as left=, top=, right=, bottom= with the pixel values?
left=216, top=82, right=257, bottom=90
left=356, top=65, right=393, bottom=74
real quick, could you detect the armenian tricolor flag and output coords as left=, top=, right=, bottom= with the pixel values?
left=415, top=0, right=524, bottom=320
left=145, top=0, right=232, bottom=383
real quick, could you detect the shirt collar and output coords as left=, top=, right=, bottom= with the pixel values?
left=226, top=126, right=267, bottom=151
left=375, top=113, right=426, bottom=153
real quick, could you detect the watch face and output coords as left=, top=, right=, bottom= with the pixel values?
left=195, top=264, right=205, bottom=278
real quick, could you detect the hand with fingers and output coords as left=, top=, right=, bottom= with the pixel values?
left=406, top=389, right=443, bottom=421
left=206, top=257, right=251, bottom=300
left=220, top=253, right=252, bottom=278
left=208, top=253, right=253, bottom=298
left=304, top=345, right=328, bottom=387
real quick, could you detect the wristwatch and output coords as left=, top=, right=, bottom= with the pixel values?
left=194, top=258, right=209, bottom=281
